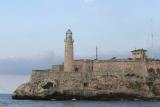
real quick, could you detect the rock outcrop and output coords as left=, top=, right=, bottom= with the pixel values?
left=12, top=79, right=57, bottom=100
left=12, top=68, right=160, bottom=100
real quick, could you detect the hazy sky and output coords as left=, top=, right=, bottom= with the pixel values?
left=0, top=0, right=160, bottom=93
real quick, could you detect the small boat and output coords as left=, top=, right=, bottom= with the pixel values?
left=72, top=98, right=77, bottom=101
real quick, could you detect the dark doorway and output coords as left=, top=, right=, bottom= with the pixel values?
left=75, top=67, right=79, bottom=72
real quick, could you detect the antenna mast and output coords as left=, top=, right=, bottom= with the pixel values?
left=150, top=19, right=154, bottom=59
left=96, top=46, right=98, bottom=60
left=151, top=32, right=154, bottom=59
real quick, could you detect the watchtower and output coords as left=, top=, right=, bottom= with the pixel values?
left=131, top=49, right=147, bottom=61
left=64, top=29, right=74, bottom=72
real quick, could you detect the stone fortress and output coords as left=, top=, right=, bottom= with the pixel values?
left=32, top=29, right=160, bottom=75
left=13, top=29, right=160, bottom=100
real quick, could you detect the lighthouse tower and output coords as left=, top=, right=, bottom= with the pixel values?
left=64, top=29, right=74, bottom=72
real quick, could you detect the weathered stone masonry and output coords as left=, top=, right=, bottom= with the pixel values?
left=13, top=29, right=160, bottom=100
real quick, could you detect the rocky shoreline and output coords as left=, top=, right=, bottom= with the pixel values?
left=12, top=70, right=160, bottom=101
left=12, top=92, right=160, bottom=101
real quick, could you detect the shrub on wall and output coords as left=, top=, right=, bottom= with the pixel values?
left=127, top=81, right=143, bottom=89
left=146, top=68, right=157, bottom=88
left=42, top=82, right=53, bottom=89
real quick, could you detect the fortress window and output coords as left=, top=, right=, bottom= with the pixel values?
left=89, top=66, right=92, bottom=71
left=75, top=67, right=78, bottom=72
left=84, top=82, right=88, bottom=87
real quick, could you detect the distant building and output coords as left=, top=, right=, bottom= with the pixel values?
left=131, top=49, right=147, bottom=61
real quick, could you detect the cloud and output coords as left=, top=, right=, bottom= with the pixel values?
left=0, top=48, right=159, bottom=75
left=0, top=51, right=64, bottom=94
left=0, top=51, right=63, bottom=75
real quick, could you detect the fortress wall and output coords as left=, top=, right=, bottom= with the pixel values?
left=83, top=61, right=94, bottom=72
left=146, top=61, right=160, bottom=75
left=28, top=66, right=149, bottom=96
left=30, top=70, right=50, bottom=82
left=49, top=72, right=84, bottom=91
left=74, top=60, right=93, bottom=72
left=29, top=61, right=149, bottom=84
left=74, top=60, right=84, bottom=72
left=47, top=72, right=120, bottom=91
left=93, top=61, right=148, bottom=77
left=52, top=64, right=64, bottom=72
left=146, top=61, right=160, bottom=69
left=47, top=71, right=147, bottom=95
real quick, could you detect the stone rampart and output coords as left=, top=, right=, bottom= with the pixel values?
left=30, top=61, right=148, bottom=83
left=29, top=61, right=149, bottom=96
left=30, top=70, right=50, bottom=82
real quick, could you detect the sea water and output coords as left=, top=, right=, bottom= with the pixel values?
left=1, top=94, right=160, bottom=107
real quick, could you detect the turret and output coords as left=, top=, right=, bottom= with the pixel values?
left=131, top=49, right=147, bottom=61
left=64, top=29, right=74, bottom=72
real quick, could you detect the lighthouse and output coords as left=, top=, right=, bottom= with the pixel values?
left=64, top=29, right=74, bottom=72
